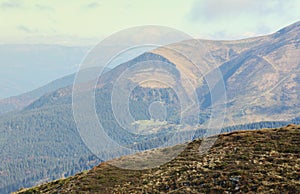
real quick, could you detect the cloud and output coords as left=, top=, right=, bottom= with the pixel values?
left=17, top=25, right=38, bottom=34
left=188, top=0, right=288, bottom=22
left=0, top=0, right=21, bottom=9
left=185, top=0, right=300, bottom=39
left=86, top=2, right=101, bottom=9
left=256, top=25, right=271, bottom=35
left=35, top=4, right=54, bottom=12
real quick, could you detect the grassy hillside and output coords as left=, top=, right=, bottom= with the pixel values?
left=16, top=124, right=300, bottom=193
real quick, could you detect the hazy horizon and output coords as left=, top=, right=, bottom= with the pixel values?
left=0, top=0, right=300, bottom=46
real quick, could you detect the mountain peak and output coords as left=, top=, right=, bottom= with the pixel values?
left=273, top=21, right=300, bottom=38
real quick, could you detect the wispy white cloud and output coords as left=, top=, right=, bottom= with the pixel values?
left=85, top=1, right=102, bottom=9
left=0, top=0, right=22, bottom=9
left=188, top=0, right=289, bottom=21
left=17, top=25, right=38, bottom=34
left=35, top=4, right=54, bottom=12
left=186, top=0, right=300, bottom=39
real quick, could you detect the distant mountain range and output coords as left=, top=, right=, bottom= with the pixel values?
left=0, top=73, right=75, bottom=114
left=0, top=44, right=89, bottom=99
left=0, top=67, right=111, bottom=115
left=0, top=21, right=300, bottom=193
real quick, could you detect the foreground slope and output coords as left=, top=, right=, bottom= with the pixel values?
left=17, top=124, right=300, bottom=193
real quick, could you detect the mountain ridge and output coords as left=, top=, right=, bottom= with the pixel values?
left=23, top=20, right=300, bottom=126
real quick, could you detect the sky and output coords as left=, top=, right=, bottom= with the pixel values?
left=0, top=0, right=300, bottom=45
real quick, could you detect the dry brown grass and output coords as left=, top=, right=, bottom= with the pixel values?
left=17, top=125, right=300, bottom=194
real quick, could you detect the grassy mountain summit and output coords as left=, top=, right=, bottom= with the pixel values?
left=23, top=21, right=300, bottom=126
left=16, top=124, right=300, bottom=193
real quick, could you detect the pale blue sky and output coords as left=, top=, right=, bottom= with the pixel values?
left=0, top=0, right=300, bottom=45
